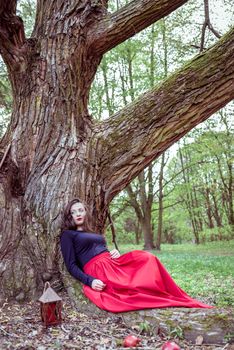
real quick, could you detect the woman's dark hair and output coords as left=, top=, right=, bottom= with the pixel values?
left=61, top=198, right=95, bottom=233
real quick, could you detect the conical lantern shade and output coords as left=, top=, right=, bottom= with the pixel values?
left=39, top=282, right=62, bottom=327
left=39, top=282, right=62, bottom=303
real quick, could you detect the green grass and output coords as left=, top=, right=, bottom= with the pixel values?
left=114, top=240, right=234, bottom=307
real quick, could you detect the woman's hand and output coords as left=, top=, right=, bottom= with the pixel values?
left=91, top=279, right=106, bottom=291
left=110, top=249, right=121, bottom=259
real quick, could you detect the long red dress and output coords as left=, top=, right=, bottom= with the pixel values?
left=83, top=250, right=212, bottom=313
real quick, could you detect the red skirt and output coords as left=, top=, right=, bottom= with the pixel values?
left=83, top=250, right=213, bottom=313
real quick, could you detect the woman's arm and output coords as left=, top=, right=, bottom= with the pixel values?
left=60, top=232, right=95, bottom=287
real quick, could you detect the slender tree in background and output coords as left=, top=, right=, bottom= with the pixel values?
left=98, top=29, right=158, bottom=249
left=164, top=120, right=233, bottom=243
left=179, top=141, right=203, bottom=243
left=122, top=30, right=156, bottom=250
left=0, top=0, right=234, bottom=300
left=196, top=126, right=233, bottom=229
left=155, top=18, right=168, bottom=251
left=219, top=109, right=234, bottom=227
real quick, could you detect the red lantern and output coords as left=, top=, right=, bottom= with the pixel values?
left=39, top=282, right=62, bottom=327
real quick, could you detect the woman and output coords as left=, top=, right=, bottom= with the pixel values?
left=60, top=198, right=212, bottom=313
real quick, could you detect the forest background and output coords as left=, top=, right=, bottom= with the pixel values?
left=0, top=0, right=233, bottom=307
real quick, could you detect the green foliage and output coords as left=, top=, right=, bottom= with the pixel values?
left=162, top=118, right=234, bottom=243
left=106, top=200, right=139, bottom=245
left=108, top=109, right=234, bottom=246
left=90, top=0, right=234, bottom=119
left=200, top=226, right=234, bottom=243
left=168, top=325, right=184, bottom=340
left=90, top=2, right=197, bottom=116
left=138, top=321, right=153, bottom=335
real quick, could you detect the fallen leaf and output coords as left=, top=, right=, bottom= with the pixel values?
left=100, top=337, right=111, bottom=344
left=195, top=335, right=203, bottom=345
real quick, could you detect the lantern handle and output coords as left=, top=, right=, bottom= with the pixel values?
left=43, top=281, right=51, bottom=293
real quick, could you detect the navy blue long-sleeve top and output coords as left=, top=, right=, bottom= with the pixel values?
left=60, top=230, right=109, bottom=287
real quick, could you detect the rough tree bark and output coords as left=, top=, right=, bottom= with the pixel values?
left=0, top=0, right=234, bottom=301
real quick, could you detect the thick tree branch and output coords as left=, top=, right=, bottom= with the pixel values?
left=97, top=27, right=234, bottom=203
left=0, top=0, right=28, bottom=70
left=88, top=0, right=189, bottom=55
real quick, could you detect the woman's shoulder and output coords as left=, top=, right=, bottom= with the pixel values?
left=61, top=229, right=101, bottom=237
left=61, top=229, right=97, bottom=237
left=60, top=229, right=77, bottom=240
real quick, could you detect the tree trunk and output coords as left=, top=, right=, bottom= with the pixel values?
left=178, top=145, right=200, bottom=244
left=126, top=176, right=155, bottom=250
left=227, top=163, right=234, bottom=226
left=0, top=1, right=108, bottom=300
left=155, top=153, right=165, bottom=250
left=141, top=210, right=154, bottom=250
left=155, top=19, right=167, bottom=251
left=219, top=110, right=234, bottom=226
left=135, top=220, right=141, bottom=245
left=122, top=45, right=156, bottom=250
left=211, top=189, right=223, bottom=228
left=204, top=186, right=215, bottom=229
left=0, top=46, right=106, bottom=300
left=193, top=188, right=203, bottom=232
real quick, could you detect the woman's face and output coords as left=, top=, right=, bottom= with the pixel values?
left=70, top=202, right=86, bottom=229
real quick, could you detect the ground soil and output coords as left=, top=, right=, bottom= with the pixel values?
left=0, top=291, right=233, bottom=350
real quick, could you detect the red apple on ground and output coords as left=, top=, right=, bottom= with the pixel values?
left=123, top=335, right=141, bottom=347
left=162, top=340, right=181, bottom=350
